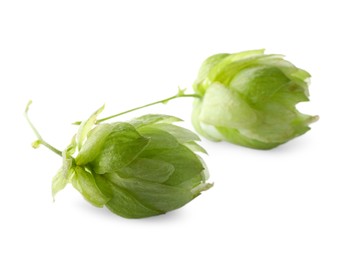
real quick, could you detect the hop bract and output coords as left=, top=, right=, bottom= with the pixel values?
left=53, top=107, right=212, bottom=218
left=192, top=49, right=318, bottom=149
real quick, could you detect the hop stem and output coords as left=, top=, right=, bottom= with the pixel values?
left=73, top=89, right=201, bottom=125
left=25, top=101, right=63, bottom=157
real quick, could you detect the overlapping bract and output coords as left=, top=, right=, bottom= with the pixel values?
left=53, top=109, right=212, bottom=218
left=192, top=49, right=318, bottom=149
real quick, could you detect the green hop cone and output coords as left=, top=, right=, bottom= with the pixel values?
left=52, top=107, right=212, bottom=218
left=192, top=49, right=319, bottom=150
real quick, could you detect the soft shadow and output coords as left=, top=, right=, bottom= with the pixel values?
left=267, top=135, right=315, bottom=154
left=201, top=134, right=315, bottom=156
left=138, top=208, right=187, bottom=224
left=73, top=200, right=188, bottom=223
left=72, top=200, right=122, bottom=220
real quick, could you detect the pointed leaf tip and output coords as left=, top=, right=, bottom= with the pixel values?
left=77, top=104, right=105, bottom=150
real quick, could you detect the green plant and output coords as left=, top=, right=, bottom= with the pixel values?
left=25, top=101, right=211, bottom=218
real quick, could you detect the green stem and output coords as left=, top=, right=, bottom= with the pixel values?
left=97, top=93, right=200, bottom=124
left=25, top=101, right=63, bottom=157
left=73, top=92, right=201, bottom=125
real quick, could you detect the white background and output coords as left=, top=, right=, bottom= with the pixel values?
left=1, top=0, right=344, bottom=259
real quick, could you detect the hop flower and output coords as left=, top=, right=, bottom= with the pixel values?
left=192, top=49, right=318, bottom=149
left=53, top=107, right=212, bottom=218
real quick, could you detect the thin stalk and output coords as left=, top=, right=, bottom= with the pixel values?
left=73, top=92, right=201, bottom=125
left=25, top=101, right=63, bottom=157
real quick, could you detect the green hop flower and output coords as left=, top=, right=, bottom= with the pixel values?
left=51, top=107, right=212, bottom=218
left=192, top=49, right=319, bottom=149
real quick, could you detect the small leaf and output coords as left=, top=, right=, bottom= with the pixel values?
left=71, top=166, right=109, bottom=207
left=152, top=123, right=201, bottom=143
left=92, top=123, right=150, bottom=174
left=137, top=126, right=179, bottom=150
left=119, top=158, right=175, bottom=183
left=76, top=124, right=113, bottom=165
left=230, top=65, right=291, bottom=104
left=52, top=168, right=69, bottom=200
left=76, top=105, right=105, bottom=151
